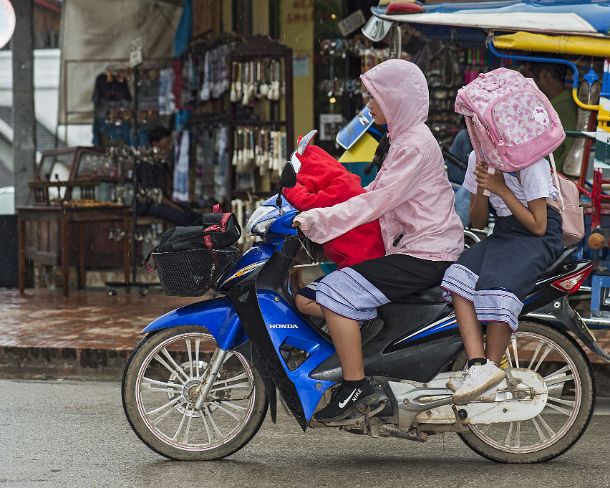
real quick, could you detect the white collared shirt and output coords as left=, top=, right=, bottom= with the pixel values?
left=462, top=151, right=559, bottom=217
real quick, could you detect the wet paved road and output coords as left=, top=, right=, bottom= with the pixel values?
left=1, top=379, right=609, bottom=488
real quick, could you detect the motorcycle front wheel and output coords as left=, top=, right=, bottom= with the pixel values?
left=122, top=326, right=267, bottom=461
left=454, top=321, right=595, bottom=463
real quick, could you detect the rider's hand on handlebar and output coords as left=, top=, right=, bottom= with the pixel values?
left=292, top=218, right=306, bottom=237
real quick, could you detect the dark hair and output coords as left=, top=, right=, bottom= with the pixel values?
left=148, top=126, right=172, bottom=144
left=524, top=61, right=568, bottom=83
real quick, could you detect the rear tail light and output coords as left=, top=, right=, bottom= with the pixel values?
left=551, top=265, right=593, bottom=294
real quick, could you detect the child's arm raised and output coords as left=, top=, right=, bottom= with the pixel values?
left=474, top=162, right=548, bottom=237
left=469, top=182, right=490, bottom=229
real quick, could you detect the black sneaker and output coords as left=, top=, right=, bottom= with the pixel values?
left=314, top=378, right=376, bottom=422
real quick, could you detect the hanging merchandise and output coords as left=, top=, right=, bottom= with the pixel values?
left=320, top=37, right=391, bottom=73
left=181, top=54, right=197, bottom=108
left=231, top=196, right=268, bottom=247
left=214, top=125, right=229, bottom=202
left=230, top=58, right=284, bottom=106
left=108, top=145, right=171, bottom=208
left=92, top=68, right=132, bottom=106
left=173, top=130, right=190, bottom=202
left=213, top=44, right=232, bottom=98
left=159, top=67, right=175, bottom=115
left=464, top=48, right=486, bottom=84
left=192, top=42, right=232, bottom=103
left=172, top=58, right=185, bottom=110
left=200, top=50, right=211, bottom=101
left=91, top=62, right=173, bottom=148
left=192, top=121, right=229, bottom=203
left=138, top=68, right=161, bottom=111
left=359, top=46, right=391, bottom=73
left=420, top=41, right=468, bottom=146
left=232, top=126, right=288, bottom=190
left=315, top=35, right=389, bottom=154
left=91, top=66, right=133, bottom=146
left=185, top=36, right=294, bottom=208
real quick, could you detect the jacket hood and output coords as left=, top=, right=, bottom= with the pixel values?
left=360, top=59, right=429, bottom=140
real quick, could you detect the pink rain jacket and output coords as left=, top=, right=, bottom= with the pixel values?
left=295, top=59, right=464, bottom=262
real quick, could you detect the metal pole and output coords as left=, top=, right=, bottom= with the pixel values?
left=12, top=0, right=36, bottom=207
left=131, top=65, right=139, bottom=285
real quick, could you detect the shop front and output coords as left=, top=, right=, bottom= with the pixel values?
left=22, top=0, right=300, bottom=295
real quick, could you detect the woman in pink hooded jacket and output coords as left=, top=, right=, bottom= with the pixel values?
left=293, top=59, right=464, bottom=422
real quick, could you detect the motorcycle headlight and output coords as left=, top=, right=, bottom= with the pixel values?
left=247, top=205, right=277, bottom=235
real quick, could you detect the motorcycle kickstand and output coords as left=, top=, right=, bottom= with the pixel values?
left=362, top=401, right=387, bottom=438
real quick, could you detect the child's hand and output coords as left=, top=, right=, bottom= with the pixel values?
left=293, top=214, right=307, bottom=230
left=474, top=162, right=507, bottom=196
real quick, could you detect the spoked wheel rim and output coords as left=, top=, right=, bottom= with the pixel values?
left=134, top=332, right=257, bottom=452
left=470, top=331, right=582, bottom=454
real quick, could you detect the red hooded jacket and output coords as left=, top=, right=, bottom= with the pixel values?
left=283, top=138, right=385, bottom=268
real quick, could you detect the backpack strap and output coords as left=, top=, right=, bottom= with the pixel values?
left=549, top=153, right=565, bottom=214
left=142, top=250, right=157, bottom=272
left=220, top=212, right=231, bottom=231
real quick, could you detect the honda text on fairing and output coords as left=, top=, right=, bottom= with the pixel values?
left=122, top=156, right=609, bottom=464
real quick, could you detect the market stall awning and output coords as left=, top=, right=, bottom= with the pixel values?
left=373, top=1, right=610, bottom=37
left=58, top=0, right=183, bottom=125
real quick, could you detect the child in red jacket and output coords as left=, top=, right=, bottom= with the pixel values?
left=283, top=130, right=385, bottom=318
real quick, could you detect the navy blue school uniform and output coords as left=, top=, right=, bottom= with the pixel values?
left=441, top=152, right=564, bottom=331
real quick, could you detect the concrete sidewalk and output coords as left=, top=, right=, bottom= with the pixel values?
left=0, top=288, right=608, bottom=390
left=0, top=288, right=195, bottom=379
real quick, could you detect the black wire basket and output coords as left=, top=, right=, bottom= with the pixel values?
left=152, top=247, right=242, bottom=297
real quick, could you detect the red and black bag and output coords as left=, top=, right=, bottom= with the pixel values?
left=144, top=205, right=241, bottom=270
left=192, top=205, right=242, bottom=250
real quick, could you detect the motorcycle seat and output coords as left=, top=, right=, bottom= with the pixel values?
left=398, top=286, right=445, bottom=304
left=543, top=246, right=577, bottom=274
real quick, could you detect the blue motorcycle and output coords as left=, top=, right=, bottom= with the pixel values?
left=122, top=163, right=608, bottom=463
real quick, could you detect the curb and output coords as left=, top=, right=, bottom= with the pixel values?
left=0, top=346, right=131, bottom=381
left=593, top=363, right=610, bottom=396
left=1, top=345, right=609, bottom=395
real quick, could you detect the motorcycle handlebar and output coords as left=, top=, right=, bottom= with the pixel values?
left=441, top=146, right=468, bottom=171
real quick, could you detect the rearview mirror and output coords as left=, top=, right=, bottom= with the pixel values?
left=279, top=162, right=297, bottom=189
left=277, top=163, right=297, bottom=211
left=361, top=16, right=392, bottom=42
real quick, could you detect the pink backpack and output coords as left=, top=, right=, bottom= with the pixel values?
left=455, top=68, right=565, bottom=172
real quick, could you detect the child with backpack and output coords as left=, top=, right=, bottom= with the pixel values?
left=441, top=68, right=569, bottom=404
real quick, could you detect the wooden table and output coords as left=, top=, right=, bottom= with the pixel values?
left=17, top=205, right=131, bottom=297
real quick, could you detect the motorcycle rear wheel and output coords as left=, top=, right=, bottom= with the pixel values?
left=122, top=326, right=267, bottom=461
left=454, top=321, right=595, bottom=463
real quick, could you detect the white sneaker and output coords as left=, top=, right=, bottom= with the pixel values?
left=446, top=375, right=464, bottom=393
left=448, top=375, right=504, bottom=402
left=452, top=361, right=506, bottom=405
